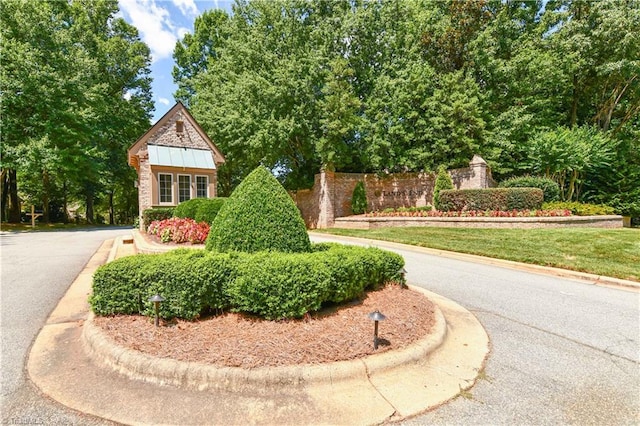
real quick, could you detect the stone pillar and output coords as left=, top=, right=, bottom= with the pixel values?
left=469, top=155, right=491, bottom=188
left=138, top=150, right=151, bottom=231
left=317, top=168, right=335, bottom=229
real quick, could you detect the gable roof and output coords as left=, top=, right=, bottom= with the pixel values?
left=128, top=102, right=225, bottom=168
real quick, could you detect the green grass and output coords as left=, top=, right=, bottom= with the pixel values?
left=317, top=227, right=640, bottom=282
left=0, top=222, right=130, bottom=232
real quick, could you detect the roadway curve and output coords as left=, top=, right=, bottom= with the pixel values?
left=311, top=233, right=639, bottom=425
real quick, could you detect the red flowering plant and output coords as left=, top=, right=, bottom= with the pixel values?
left=365, top=209, right=571, bottom=218
left=147, top=217, right=210, bottom=244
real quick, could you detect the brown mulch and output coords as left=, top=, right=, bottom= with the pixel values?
left=93, top=285, right=436, bottom=368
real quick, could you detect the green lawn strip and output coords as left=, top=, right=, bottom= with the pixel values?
left=317, top=227, right=640, bottom=282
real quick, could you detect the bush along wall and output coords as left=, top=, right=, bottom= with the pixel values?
left=90, top=244, right=405, bottom=320
left=351, top=181, right=367, bottom=214
left=173, top=197, right=228, bottom=224
left=433, top=165, right=454, bottom=210
left=499, top=176, right=560, bottom=202
left=438, top=188, right=544, bottom=211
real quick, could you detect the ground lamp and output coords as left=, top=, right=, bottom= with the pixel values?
left=368, top=310, right=387, bottom=350
left=149, top=294, right=164, bottom=327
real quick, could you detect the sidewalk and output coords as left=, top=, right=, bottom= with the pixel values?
left=27, top=236, right=490, bottom=425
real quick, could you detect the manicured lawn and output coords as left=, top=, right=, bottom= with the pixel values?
left=317, top=227, right=640, bottom=282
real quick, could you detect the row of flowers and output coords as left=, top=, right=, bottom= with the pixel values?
left=147, top=217, right=210, bottom=244
left=365, top=209, right=573, bottom=218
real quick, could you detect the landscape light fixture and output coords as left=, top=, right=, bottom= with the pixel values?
left=149, top=294, right=164, bottom=327
left=368, top=310, right=387, bottom=350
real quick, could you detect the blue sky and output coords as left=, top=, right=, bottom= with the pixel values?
left=118, top=0, right=234, bottom=122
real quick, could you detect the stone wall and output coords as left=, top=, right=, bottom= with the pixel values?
left=291, top=155, right=495, bottom=229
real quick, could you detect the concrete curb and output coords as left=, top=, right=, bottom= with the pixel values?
left=310, top=232, right=640, bottom=291
left=81, top=286, right=447, bottom=394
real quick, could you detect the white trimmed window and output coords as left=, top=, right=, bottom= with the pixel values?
left=158, top=173, right=173, bottom=204
left=178, top=175, right=191, bottom=203
left=196, top=175, right=208, bottom=198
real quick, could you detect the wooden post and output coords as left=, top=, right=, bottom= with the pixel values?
left=31, top=205, right=36, bottom=228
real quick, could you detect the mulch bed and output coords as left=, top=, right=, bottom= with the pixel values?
left=94, top=284, right=436, bottom=368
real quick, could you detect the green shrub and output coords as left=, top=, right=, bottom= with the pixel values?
left=173, top=198, right=228, bottom=224
left=542, top=201, right=615, bottom=216
left=173, top=198, right=208, bottom=220
left=90, top=244, right=405, bottom=321
left=438, top=188, right=544, bottom=211
left=90, top=250, right=239, bottom=320
left=142, top=208, right=174, bottom=230
left=499, top=176, right=561, bottom=202
left=194, top=198, right=227, bottom=224
left=228, top=252, right=332, bottom=320
left=206, top=166, right=311, bottom=253
left=433, top=165, right=454, bottom=210
left=351, top=181, right=368, bottom=214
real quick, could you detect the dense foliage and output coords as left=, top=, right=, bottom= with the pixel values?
left=173, top=197, right=228, bottom=224
left=499, top=176, right=561, bottom=203
left=438, top=188, right=544, bottom=212
left=351, top=181, right=367, bottom=215
left=433, top=165, right=454, bottom=210
left=1, top=0, right=153, bottom=224
left=206, top=166, right=311, bottom=253
left=90, top=244, right=404, bottom=320
left=173, top=0, right=639, bottom=220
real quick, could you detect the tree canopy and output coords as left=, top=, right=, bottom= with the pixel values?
left=174, top=0, right=639, bottom=215
left=1, top=0, right=153, bottom=223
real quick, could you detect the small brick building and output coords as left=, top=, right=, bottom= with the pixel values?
left=128, top=102, right=225, bottom=230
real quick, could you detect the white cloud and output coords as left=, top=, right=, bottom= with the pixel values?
left=158, top=97, right=171, bottom=105
left=118, top=0, right=179, bottom=62
left=172, top=0, right=198, bottom=17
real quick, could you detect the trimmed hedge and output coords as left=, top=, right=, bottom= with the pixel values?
left=499, top=176, right=560, bottom=202
left=142, top=207, right=174, bottom=230
left=542, top=201, right=615, bottom=216
left=438, top=188, right=544, bottom=211
left=90, top=244, right=405, bottom=320
left=206, top=166, right=311, bottom=253
left=173, top=197, right=228, bottom=224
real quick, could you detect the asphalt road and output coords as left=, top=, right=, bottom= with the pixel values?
left=311, top=234, right=640, bottom=425
left=1, top=229, right=638, bottom=425
left=1, top=228, right=130, bottom=426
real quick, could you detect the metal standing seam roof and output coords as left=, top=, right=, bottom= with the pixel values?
left=147, top=145, right=216, bottom=169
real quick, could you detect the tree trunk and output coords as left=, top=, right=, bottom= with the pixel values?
left=8, top=169, right=21, bottom=223
left=1, top=170, right=8, bottom=222
left=62, top=181, right=69, bottom=224
left=570, top=74, right=579, bottom=128
left=108, top=190, right=114, bottom=225
left=42, top=169, right=50, bottom=223
left=86, top=193, right=94, bottom=224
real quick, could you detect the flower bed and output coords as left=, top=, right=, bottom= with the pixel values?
left=147, top=217, right=210, bottom=244
left=365, top=209, right=572, bottom=218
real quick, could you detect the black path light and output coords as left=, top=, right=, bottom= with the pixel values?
left=149, top=294, right=164, bottom=327
left=368, top=310, right=387, bottom=350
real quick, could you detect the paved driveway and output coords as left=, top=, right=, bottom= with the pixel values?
left=1, top=228, right=129, bottom=425
left=311, top=234, right=640, bottom=425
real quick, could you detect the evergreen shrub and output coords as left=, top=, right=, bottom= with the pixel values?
left=499, top=176, right=560, bottom=202
left=351, top=181, right=368, bottom=214
left=90, top=244, right=405, bottom=320
left=173, top=197, right=228, bottom=224
left=433, top=165, right=454, bottom=210
left=438, top=188, right=544, bottom=211
left=206, top=166, right=311, bottom=253
left=142, top=207, right=174, bottom=230
left=173, top=198, right=208, bottom=220
left=542, top=201, right=615, bottom=216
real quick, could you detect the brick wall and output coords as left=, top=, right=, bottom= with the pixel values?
left=291, top=155, right=495, bottom=229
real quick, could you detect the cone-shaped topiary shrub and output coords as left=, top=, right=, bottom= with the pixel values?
left=206, top=166, right=311, bottom=253
left=433, top=165, right=454, bottom=210
left=351, top=181, right=367, bottom=214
